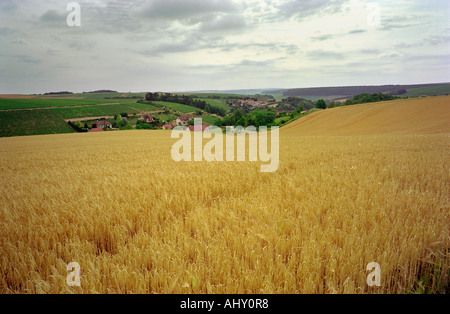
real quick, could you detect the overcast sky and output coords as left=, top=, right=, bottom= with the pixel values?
left=0, top=0, right=449, bottom=94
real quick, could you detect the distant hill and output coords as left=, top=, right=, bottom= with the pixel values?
left=83, top=90, right=118, bottom=94
left=183, top=89, right=281, bottom=95
left=44, top=91, right=74, bottom=96
left=184, top=84, right=450, bottom=101
left=277, top=83, right=450, bottom=100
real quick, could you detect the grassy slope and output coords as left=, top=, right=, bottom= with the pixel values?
left=0, top=110, right=75, bottom=137
left=126, top=103, right=160, bottom=112
left=282, top=96, right=450, bottom=136
left=198, top=99, right=231, bottom=111
left=51, top=105, right=141, bottom=119
left=200, top=115, right=218, bottom=124
left=152, top=101, right=199, bottom=113
left=0, top=98, right=130, bottom=110
left=404, top=85, right=450, bottom=98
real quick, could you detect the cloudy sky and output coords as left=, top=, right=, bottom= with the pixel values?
left=0, top=0, right=449, bottom=93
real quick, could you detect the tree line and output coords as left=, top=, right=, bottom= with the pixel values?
left=212, top=109, right=278, bottom=128
left=145, top=93, right=227, bottom=116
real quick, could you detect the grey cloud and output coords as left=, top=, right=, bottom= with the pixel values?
left=141, top=42, right=196, bottom=55
left=360, top=48, right=381, bottom=55
left=139, top=34, right=208, bottom=55
left=199, top=14, right=246, bottom=33
left=83, top=1, right=143, bottom=33
left=311, top=34, right=334, bottom=41
left=231, top=57, right=288, bottom=70
left=38, top=3, right=141, bottom=34
left=405, top=54, right=450, bottom=63
left=39, top=10, right=67, bottom=24
left=395, top=35, right=450, bottom=49
left=307, top=49, right=344, bottom=60
left=277, top=0, right=347, bottom=20
left=311, top=29, right=365, bottom=42
left=11, top=39, right=29, bottom=45
left=187, top=57, right=286, bottom=71
left=141, top=37, right=299, bottom=57
left=238, top=59, right=273, bottom=67
left=15, top=55, right=41, bottom=64
left=138, top=0, right=237, bottom=22
left=378, top=51, right=403, bottom=58
left=380, top=14, right=424, bottom=31
left=425, top=35, right=450, bottom=46
left=0, top=27, right=17, bottom=36
left=0, top=0, right=19, bottom=13
left=46, top=49, right=58, bottom=56
left=67, top=39, right=96, bottom=51
left=348, top=29, right=366, bottom=34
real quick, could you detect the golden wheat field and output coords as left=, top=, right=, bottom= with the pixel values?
left=0, top=96, right=449, bottom=294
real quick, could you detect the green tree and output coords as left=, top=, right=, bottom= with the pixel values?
left=233, top=109, right=244, bottom=122
left=246, top=115, right=257, bottom=127
left=145, top=92, right=158, bottom=101
left=213, top=118, right=223, bottom=127
left=315, top=99, right=327, bottom=109
left=235, top=117, right=246, bottom=127
left=222, top=115, right=235, bottom=126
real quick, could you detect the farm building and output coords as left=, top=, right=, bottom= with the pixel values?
left=188, top=125, right=208, bottom=132
left=88, top=128, right=104, bottom=133
left=176, top=116, right=192, bottom=126
left=141, top=115, right=155, bottom=123
left=94, top=121, right=112, bottom=129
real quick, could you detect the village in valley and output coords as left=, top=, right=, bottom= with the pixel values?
left=62, top=90, right=404, bottom=135
left=65, top=92, right=316, bottom=134
left=87, top=114, right=206, bottom=133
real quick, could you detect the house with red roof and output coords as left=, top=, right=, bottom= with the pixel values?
left=94, top=120, right=112, bottom=129
left=141, top=115, right=154, bottom=123
left=88, top=128, right=104, bottom=133
left=188, top=125, right=208, bottom=132
left=176, top=116, right=192, bottom=126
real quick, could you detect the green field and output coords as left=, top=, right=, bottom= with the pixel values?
left=126, top=103, right=160, bottom=112
left=0, top=110, right=75, bottom=137
left=182, top=93, right=246, bottom=98
left=37, top=92, right=145, bottom=101
left=198, top=99, right=231, bottom=111
left=152, top=101, right=198, bottom=113
left=51, top=104, right=141, bottom=119
left=265, top=93, right=284, bottom=100
left=78, top=92, right=145, bottom=99
left=200, top=115, right=219, bottom=124
left=403, top=85, right=450, bottom=98
left=0, top=98, right=135, bottom=110
left=154, top=113, right=177, bottom=122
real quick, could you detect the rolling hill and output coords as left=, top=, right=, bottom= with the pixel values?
left=0, top=95, right=448, bottom=294
left=282, top=95, right=450, bottom=136
left=282, top=83, right=448, bottom=96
